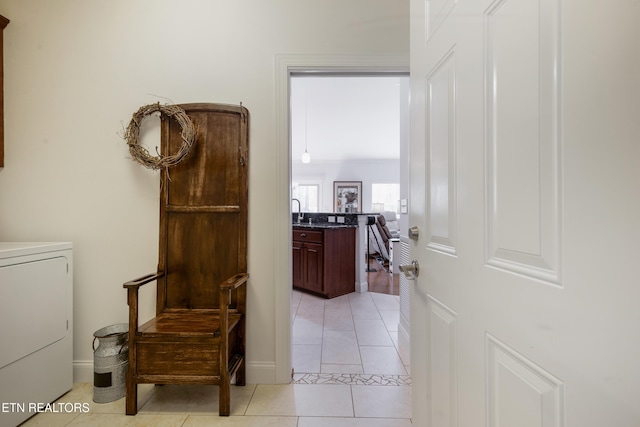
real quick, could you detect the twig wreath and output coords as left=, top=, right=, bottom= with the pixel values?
left=124, top=102, right=196, bottom=170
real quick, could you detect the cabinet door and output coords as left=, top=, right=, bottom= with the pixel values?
left=292, top=241, right=304, bottom=288
left=303, top=242, right=324, bottom=294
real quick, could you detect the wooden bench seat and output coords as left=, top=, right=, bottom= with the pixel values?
left=138, top=310, right=242, bottom=337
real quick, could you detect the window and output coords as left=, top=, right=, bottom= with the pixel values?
left=371, top=183, right=400, bottom=216
left=292, top=182, right=320, bottom=212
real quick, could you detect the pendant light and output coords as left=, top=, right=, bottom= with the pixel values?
left=301, top=91, right=311, bottom=163
left=301, top=149, right=311, bottom=164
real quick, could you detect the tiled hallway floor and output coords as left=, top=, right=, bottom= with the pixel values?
left=292, top=289, right=410, bottom=380
left=22, top=382, right=412, bottom=426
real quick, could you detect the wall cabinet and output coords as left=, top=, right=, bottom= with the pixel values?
left=292, top=226, right=355, bottom=298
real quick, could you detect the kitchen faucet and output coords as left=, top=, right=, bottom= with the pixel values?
left=291, top=198, right=303, bottom=223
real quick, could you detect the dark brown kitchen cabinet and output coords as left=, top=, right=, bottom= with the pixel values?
left=292, top=226, right=355, bottom=298
left=293, top=239, right=323, bottom=294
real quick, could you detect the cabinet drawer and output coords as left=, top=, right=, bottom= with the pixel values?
left=293, top=229, right=323, bottom=243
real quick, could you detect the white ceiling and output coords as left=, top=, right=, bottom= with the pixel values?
left=291, top=75, right=406, bottom=163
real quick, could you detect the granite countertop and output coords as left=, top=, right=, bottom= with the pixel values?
left=292, top=223, right=358, bottom=229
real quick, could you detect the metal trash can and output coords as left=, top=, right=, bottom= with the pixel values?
left=93, top=323, right=129, bottom=403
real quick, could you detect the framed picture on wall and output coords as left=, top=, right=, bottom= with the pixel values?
left=333, top=181, right=362, bottom=213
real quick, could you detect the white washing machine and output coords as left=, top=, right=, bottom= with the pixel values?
left=0, top=242, right=73, bottom=427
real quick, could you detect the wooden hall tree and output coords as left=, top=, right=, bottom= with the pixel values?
left=123, top=103, right=249, bottom=416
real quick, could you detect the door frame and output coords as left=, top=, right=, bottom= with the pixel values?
left=274, top=54, right=409, bottom=383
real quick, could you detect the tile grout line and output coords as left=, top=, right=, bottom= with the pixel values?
left=242, top=382, right=260, bottom=416
left=319, top=300, right=326, bottom=373
left=350, top=384, right=356, bottom=418
left=350, top=292, right=365, bottom=375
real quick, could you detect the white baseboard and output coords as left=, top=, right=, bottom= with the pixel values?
left=355, top=281, right=369, bottom=293
left=73, top=360, right=277, bottom=385
left=73, top=360, right=93, bottom=383
left=246, top=362, right=277, bottom=384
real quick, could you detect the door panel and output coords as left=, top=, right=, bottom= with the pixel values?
left=304, top=242, right=323, bottom=294
left=292, top=243, right=303, bottom=288
left=427, top=295, right=458, bottom=427
left=427, top=48, right=457, bottom=255
left=487, top=334, right=563, bottom=427
left=410, top=0, right=640, bottom=426
left=485, top=0, right=562, bottom=284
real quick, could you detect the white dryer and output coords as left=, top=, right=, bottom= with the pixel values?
left=0, top=242, right=73, bottom=427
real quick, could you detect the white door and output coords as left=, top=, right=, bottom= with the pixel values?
left=409, top=1, right=640, bottom=426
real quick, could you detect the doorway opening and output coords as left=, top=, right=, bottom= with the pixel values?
left=289, top=73, right=410, bottom=381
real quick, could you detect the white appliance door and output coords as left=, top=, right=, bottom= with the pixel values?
left=0, top=256, right=69, bottom=368
left=409, top=1, right=640, bottom=426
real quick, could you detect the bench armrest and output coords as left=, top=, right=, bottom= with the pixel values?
left=220, top=273, right=249, bottom=290
left=123, top=272, right=164, bottom=290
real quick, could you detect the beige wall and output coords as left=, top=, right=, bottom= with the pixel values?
left=0, top=0, right=409, bottom=382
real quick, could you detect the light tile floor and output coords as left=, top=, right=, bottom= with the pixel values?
left=21, top=382, right=412, bottom=426
left=20, top=290, right=412, bottom=427
left=292, top=289, right=411, bottom=385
